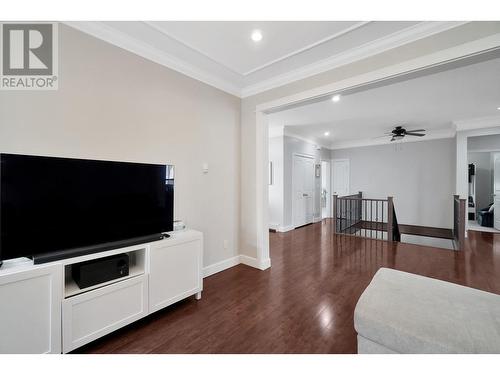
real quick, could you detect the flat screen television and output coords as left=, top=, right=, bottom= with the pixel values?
left=0, top=153, right=174, bottom=265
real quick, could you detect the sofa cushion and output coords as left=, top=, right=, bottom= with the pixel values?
left=354, top=268, right=500, bottom=353
left=357, top=335, right=398, bottom=354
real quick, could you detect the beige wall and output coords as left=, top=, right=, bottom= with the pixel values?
left=240, top=22, right=500, bottom=258
left=0, top=24, right=241, bottom=269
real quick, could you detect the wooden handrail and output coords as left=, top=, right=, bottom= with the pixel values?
left=387, top=197, right=394, bottom=242
left=332, top=194, right=337, bottom=235
left=453, top=195, right=466, bottom=250
left=340, top=192, right=362, bottom=199
left=339, top=198, right=388, bottom=202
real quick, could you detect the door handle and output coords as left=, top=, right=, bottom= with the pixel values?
left=303, top=193, right=309, bottom=197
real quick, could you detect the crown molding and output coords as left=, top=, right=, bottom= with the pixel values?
left=468, top=148, right=500, bottom=153
left=145, top=21, right=370, bottom=77
left=63, top=21, right=242, bottom=97
left=64, top=21, right=468, bottom=99
left=241, top=21, right=469, bottom=98
left=453, top=115, right=500, bottom=131
left=143, top=21, right=243, bottom=76
left=330, top=128, right=456, bottom=150
left=283, top=130, right=333, bottom=150
left=242, top=21, right=370, bottom=76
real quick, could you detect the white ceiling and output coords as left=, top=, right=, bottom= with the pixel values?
left=149, top=21, right=361, bottom=75
left=66, top=21, right=466, bottom=97
left=268, top=56, right=500, bottom=149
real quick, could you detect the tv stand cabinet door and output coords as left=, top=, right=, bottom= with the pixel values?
left=149, top=238, right=202, bottom=313
left=0, top=263, right=62, bottom=353
left=62, top=275, right=148, bottom=353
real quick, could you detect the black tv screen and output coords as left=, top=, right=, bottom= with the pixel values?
left=0, top=154, right=174, bottom=264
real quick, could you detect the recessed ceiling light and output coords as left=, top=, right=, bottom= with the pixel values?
left=497, top=106, right=500, bottom=110
left=324, top=131, right=330, bottom=136
left=331, top=94, right=341, bottom=103
left=251, top=30, right=263, bottom=42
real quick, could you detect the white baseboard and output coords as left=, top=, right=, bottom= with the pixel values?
left=277, top=225, right=294, bottom=233
left=270, top=224, right=294, bottom=232
left=269, top=223, right=280, bottom=231
left=203, top=255, right=240, bottom=278
left=240, top=255, right=271, bottom=270
left=239, top=255, right=260, bottom=268
left=313, top=216, right=322, bottom=223
left=203, top=255, right=272, bottom=278
left=259, top=257, right=271, bottom=270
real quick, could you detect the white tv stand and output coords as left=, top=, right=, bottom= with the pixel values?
left=0, top=230, right=203, bottom=353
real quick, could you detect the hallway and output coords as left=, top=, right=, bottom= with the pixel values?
left=78, top=220, right=500, bottom=353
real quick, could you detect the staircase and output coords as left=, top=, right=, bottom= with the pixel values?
left=332, top=192, right=466, bottom=250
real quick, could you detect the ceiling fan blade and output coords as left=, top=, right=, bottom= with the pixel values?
left=373, top=135, right=391, bottom=139
left=390, top=137, right=396, bottom=142
left=406, top=129, right=425, bottom=133
left=406, top=132, right=425, bottom=137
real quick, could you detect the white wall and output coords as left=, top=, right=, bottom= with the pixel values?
left=268, top=136, right=284, bottom=230
left=268, top=134, right=330, bottom=230
left=468, top=152, right=494, bottom=210
left=332, top=138, right=456, bottom=228
left=0, top=24, right=241, bottom=270
left=241, top=22, right=500, bottom=260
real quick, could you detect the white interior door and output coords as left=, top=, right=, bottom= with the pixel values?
left=321, top=161, right=331, bottom=218
left=494, top=154, right=500, bottom=230
left=333, top=159, right=350, bottom=196
left=293, top=155, right=314, bottom=227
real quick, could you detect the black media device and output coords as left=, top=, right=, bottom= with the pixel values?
left=0, top=153, right=174, bottom=265
left=72, top=253, right=130, bottom=289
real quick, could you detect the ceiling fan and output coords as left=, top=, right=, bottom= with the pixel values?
left=382, top=126, right=426, bottom=142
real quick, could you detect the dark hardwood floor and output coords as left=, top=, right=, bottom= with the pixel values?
left=77, top=220, right=500, bottom=354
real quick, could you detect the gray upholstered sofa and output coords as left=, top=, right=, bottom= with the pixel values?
left=354, top=268, right=500, bottom=353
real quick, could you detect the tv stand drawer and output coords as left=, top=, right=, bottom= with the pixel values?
left=62, top=274, right=148, bottom=353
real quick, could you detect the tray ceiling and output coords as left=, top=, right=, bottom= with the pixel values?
left=66, top=21, right=467, bottom=97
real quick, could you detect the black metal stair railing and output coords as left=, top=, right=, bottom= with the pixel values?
left=333, top=192, right=398, bottom=242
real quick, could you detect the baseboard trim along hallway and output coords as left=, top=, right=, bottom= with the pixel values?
left=203, top=255, right=271, bottom=277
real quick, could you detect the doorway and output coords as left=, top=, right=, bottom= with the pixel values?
left=464, top=134, right=500, bottom=234
left=261, top=46, right=498, bottom=270
left=494, top=154, right=500, bottom=230
left=321, top=160, right=331, bottom=219
left=292, top=154, right=315, bottom=228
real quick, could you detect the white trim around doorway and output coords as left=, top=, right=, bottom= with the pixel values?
left=291, top=153, right=315, bottom=229
left=255, top=34, right=500, bottom=272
